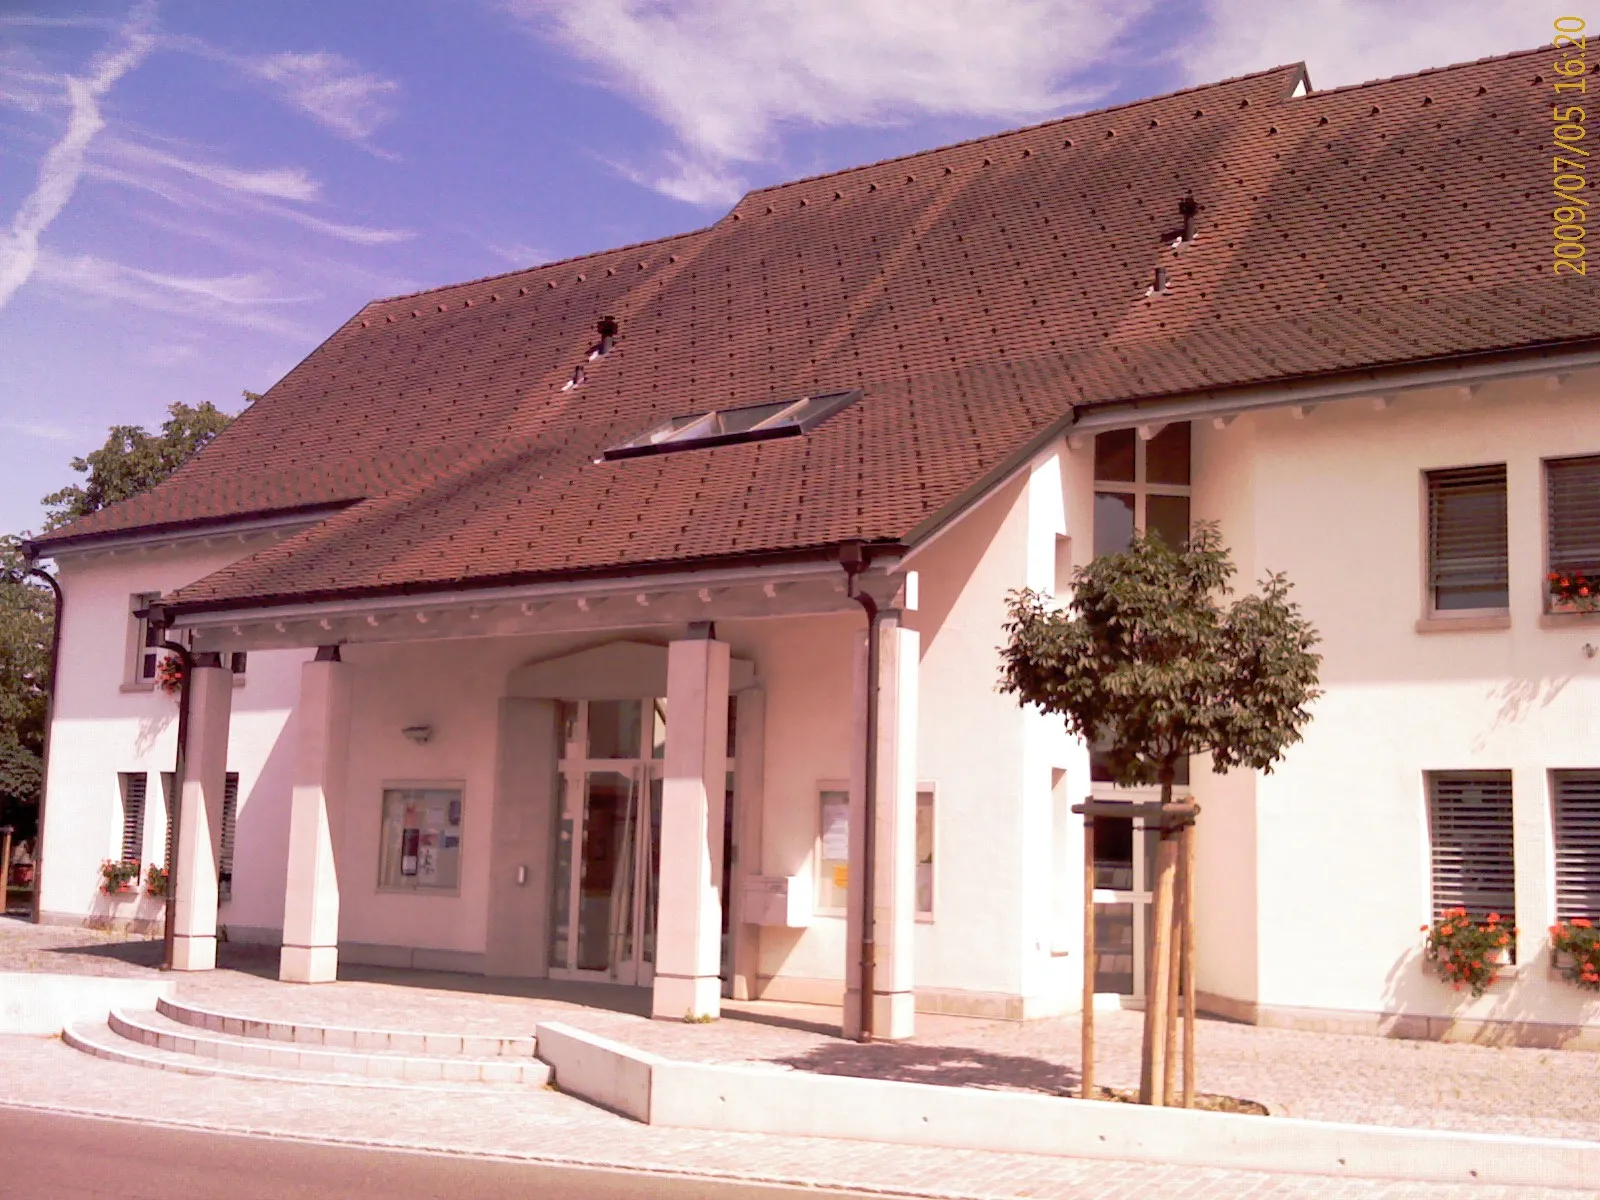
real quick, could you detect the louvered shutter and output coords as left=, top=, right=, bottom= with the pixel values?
left=1428, top=772, right=1515, bottom=923
left=160, top=773, right=175, bottom=870
left=1555, top=771, right=1600, bottom=921
left=119, top=774, right=146, bottom=864
left=1548, top=455, right=1600, bottom=581
left=1427, top=466, right=1509, bottom=610
left=218, top=772, right=239, bottom=902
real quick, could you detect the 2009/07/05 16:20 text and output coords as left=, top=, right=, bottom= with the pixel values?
left=1552, top=16, right=1591, bottom=275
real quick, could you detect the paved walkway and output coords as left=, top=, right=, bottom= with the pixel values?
left=3, top=920, right=1596, bottom=1199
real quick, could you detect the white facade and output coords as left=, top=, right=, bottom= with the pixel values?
left=36, top=369, right=1600, bottom=1043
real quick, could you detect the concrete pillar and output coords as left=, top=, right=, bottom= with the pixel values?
left=651, top=626, right=730, bottom=1020
left=171, top=654, right=233, bottom=971
left=279, top=648, right=350, bottom=983
left=844, top=611, right=919, bottom=1041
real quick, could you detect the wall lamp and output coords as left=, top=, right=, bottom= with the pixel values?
left=401, top=724, right=434, bottom=745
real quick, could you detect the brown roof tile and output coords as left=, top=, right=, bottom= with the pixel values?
left=37, top=49, right=1600, bottom=612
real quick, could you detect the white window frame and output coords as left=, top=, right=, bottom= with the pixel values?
left=815, top=780, right=850, bottom=917
left=1426, top=770, right=1517, bottom=960
left=1552, top=769, right=1600, bottom=922
left=117, top=772, right=148, bottom=865
left=124, top=592, right=162, bottom=689
left=814, top=780, right=937, bottom=920
left=1544, top=453, right=1600, bottom=615
left=915, top=784, right=936, bottom=921
left=376, top=780, right=467, bottom=896
left=1421, top=463, right=1510, bottom=621
left=1090, top=425, right=1192, bottom=557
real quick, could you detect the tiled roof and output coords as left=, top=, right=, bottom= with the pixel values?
left=37, top=48, right=1600, bottom=612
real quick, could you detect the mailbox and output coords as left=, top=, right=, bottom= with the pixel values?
left=741, top=874, right=811, bottom=928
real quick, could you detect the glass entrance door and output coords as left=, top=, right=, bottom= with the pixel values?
left=548, top=700, right=664, bottom=985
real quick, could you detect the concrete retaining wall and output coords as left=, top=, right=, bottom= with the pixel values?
left=0, top=973, right=174, bottom=1035
left=534, top=1020, right=1600, bottom=1189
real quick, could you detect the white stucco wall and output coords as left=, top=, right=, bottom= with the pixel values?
left=1195, top=374, right=1600, bottom=1029
left=39, top=536, right=312, bottom=935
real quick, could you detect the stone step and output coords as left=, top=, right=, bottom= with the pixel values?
left=157, top=996, right=538, bottom=1058
left=63, top=1019, right=551, bottom=1092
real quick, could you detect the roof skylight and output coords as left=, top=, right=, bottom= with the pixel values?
left=602, top=389, right=861, bottom=461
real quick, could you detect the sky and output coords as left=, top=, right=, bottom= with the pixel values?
left=0, top=0, right=1533, bottom=540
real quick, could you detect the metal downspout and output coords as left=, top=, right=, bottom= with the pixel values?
left=20, top=565, right=62, bottom=925
left=841, top=543, right=879, bottom=1043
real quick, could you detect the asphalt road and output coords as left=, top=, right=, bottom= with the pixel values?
left=0, top=1107, right=891, bottom=1200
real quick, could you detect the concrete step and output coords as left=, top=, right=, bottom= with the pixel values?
left=99, top=1008, right=550, bottom=1086
left=62, top=1019, right=549, bottom=1092
left=157, top=996, right=538, bottom=1058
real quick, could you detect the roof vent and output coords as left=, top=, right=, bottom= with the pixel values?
left=561, top=364, right=587, bottom=392
left=588, top=316, right=618, bottom=361
left=1164, top=193, right=1202, bottom=248
left=1144, top=267, right=1171, bottom=297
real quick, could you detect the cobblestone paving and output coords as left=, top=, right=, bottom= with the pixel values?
left=6, top=919, right=1599, bottom=1197
left=0, top=1038, right=1586, bottom=1200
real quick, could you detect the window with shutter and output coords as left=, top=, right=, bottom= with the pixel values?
left=129, top=593, right=163, bottom=683
left=1426, top=465, right=1508, bottom=612
left=118, top=773, right=147, bottom=864
left=1427, top=772, right=1515, bottom=950
left=160, top=773, right=175, bottom=871
left=218, top=772, right=239, bottom=902
left=1554, top=771, right=1600, bottom=921
left=1547, top=455, right=1600, bottom=598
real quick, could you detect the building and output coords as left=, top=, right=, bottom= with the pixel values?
left=26, top=47, right=1600, bottom=1045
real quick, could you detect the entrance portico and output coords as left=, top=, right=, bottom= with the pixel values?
left=159, top=559, right=920, bottom=1033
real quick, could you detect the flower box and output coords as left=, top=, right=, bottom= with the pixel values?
left=1423, top=908, right=1516, bottom=998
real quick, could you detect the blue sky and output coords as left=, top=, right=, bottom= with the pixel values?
left=0, top=0, right=1529, bottom=540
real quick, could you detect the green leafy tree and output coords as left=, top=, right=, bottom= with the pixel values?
left=998, top=521, right=1322, bottom=804
left=40, top=400, right=234, bottom=531
left=0, top=398, right=240, bottom=829
left=998, top=521, right=1321, bottom=1106
left=0, top=536, right=52, bottom=831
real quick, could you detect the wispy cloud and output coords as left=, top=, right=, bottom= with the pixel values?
left=0, top=0, right=157, bottom=309
left=111, top=141, right=322, bottom=202
left=1179, top=0, right=1529, bottom=91
left=248, top=50, right=398, bottom=141
left=35, top=249, right=319, bottom=338
left=87, top=137, right=412, bottom=245
left=165, top=35, right=401, bottom=148
left=0, top=417, right=77, bottom=442
left=506, top=0, right=1150, bottom=204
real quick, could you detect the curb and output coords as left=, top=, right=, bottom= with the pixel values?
left=0, top=1098, right=978, bottom=1200
left=535, top=1019, right=1600, bottom=1191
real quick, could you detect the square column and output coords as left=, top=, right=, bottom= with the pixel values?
left=280, top=648, right=350, bottom=983
left=171, top=655, right=233, bottom=971
left=844, top=611, right=919, bottom=1041
left=651, top=627, right=730, bottom=1020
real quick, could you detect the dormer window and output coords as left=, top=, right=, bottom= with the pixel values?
left=602, top=389, right=860, bottom=461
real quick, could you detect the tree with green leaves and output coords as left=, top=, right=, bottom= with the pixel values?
left=999, top=521, right=1321, bottom=1106
left=0, top=536, right=52, bottom=834
left=40, top=400, right=234, bottom=531
left=0, top=399, right=240, bottom=835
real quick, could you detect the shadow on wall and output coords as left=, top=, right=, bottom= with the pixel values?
left=134, top=709, right=176, bottom=757
left=1478, top=674, right=1572, bottom=750
left=1378, top=937, right=1583, bottom=1048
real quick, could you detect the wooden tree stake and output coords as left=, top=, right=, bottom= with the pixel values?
left=1139, top=825, right=1179, bottom=1105
left=1163, top=839, right=1183, bottom=1106
left=1181, top=820, right=1197, bottom=1108
left=1081, top=815, right=1096, bottom=1100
